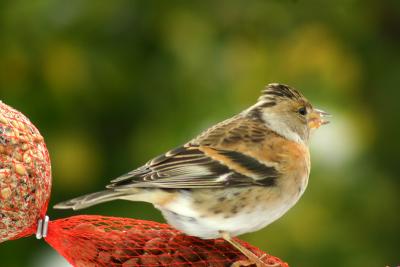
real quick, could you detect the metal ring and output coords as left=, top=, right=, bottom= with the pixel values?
left=36, top=215, right=49, bottom=239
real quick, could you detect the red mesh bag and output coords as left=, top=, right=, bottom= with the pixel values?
left=45, top=215, right=288, bottom=267
left=0, top=101, right=52, bottom=242
left=0, top=101, right=289, bottom=267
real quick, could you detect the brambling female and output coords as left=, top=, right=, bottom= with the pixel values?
left=55, top=83, right=329, bottom=266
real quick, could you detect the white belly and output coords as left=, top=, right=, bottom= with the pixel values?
left=156, top=185, right=306, bottom=239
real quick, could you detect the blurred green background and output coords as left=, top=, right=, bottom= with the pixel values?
left=0, top=0, right=399, bottom=266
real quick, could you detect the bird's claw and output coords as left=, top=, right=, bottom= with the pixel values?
left=230, top=254, right=282, bottom=267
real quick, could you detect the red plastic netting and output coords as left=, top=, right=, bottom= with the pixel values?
left=0, top=101, right=51, bottom=242
left=0, top=101, right=289, bottom=267
left=46, top=215, right=288, bottom=267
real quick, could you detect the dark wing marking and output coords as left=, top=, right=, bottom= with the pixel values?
left=107, top=145, right=279, bottom=189
left=217, top=150, right=278, bottom=186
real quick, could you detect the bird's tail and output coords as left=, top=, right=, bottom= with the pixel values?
left=53, top=190, right=132, bottom=210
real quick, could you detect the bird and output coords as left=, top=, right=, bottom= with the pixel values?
left=54, top=83, right=329, bottom=266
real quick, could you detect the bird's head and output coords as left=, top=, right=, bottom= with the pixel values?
left=248, top=83, right=330, bottom=144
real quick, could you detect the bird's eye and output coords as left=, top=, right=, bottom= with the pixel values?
left=298, top=107, right=307, bottom=116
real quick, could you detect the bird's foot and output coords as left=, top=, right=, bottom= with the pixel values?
left=231, top=253, right=281, bottom=267
left=220, top=231, right=281, bottom=267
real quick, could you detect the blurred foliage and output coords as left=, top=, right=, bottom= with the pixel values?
left=0, top=0, right=399, bottom=266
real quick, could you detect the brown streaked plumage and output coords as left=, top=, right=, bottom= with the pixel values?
left=54, top=83, right=329, bottom=267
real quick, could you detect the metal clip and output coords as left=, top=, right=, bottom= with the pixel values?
left=36, top=215, right=49, bottom=239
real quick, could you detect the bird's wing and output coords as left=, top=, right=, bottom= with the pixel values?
left=108, top=116, right=280, bottom=190
left=191, top=114, right=267, bottom=147
left=108, top=145, right=278, bottom=189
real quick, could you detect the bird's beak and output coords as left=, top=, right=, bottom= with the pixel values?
left=308, top=108, right=331, bottom=129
